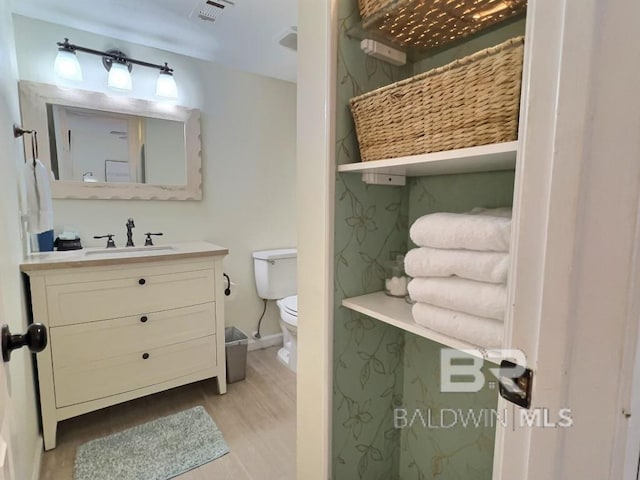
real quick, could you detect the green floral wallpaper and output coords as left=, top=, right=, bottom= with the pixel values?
left=333, top=2, right=411, bottom=479
left=408, top=171, right=516, bottom=225
left=400, top=337, right=499, bottom=480
left=332, top=1, right=522, bottom=479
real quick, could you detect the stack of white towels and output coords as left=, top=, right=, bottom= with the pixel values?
left=405, top=207, right=512, bottom=348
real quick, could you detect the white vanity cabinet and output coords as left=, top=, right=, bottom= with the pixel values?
left=20, top=242, right=228, bottom=450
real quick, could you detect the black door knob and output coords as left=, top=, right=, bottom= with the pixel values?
left=140, top=316, right=148, bottom=323
left=2, top=323, right=48, bottom=362
left=138, top=279, right=146, bottom=285
left=142, top=353, right=150, bottom=360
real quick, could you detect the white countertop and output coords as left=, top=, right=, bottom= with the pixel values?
left=20, top=241, right=228, bottom=272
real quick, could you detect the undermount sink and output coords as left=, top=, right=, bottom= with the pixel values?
left=85, top=245, right=175, bottom=256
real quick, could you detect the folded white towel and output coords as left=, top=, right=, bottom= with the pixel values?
left=22, top=160, right=53, bottom=234
left=405, top=247, right=509, bottom=284
left=410, top=211, right=512, bottom=252
left=412, top=302, right=503, bottom=348
left=408, top=277, right=507, bottom=321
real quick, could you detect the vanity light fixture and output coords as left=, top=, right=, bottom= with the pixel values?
left=54, top=42, right=83, bottom=82
left=54, top=39, right=177, bottom=99
left=156, top=64, right=178, bottom=99
left=106, top=57, right=133, bottom=91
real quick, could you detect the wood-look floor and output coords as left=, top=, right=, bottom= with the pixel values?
left=39, top=346, right=296, bottom=480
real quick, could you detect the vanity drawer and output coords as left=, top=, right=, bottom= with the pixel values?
left=54, top=335, right=217, bottom=408
left=50, top=303, right=216, bottom=368
left=46, top=267, right=216, bottom=327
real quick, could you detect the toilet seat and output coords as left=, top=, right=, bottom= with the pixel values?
left=281, top=295, right=297, bottom=314
left=278, top=295, right=298, bottom=327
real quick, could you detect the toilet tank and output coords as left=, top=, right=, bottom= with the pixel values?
left=253, top=248, right=297, bottom=300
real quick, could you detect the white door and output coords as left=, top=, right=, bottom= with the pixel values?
left=493, top=0, right=640, bottom=478
left=0, top=6, right=25, bottom=478
left=0, top=297, right=16, bottom=480
left=0, top=105, right=18, bottom=480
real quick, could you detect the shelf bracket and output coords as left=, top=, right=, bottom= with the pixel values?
left=362, top=172, right=406, bottom=186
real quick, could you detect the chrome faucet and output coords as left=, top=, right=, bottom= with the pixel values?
left=126, top=218, right=135, bottom=247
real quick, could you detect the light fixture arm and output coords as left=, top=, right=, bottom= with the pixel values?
left=56, top=38, right=174, bottom=74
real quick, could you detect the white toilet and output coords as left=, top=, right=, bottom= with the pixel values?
left=252, top=248, right=298, bottom=372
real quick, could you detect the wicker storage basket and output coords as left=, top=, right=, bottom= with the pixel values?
left=349, top=36, right=524, bottom=162
left=357, top=0, right=527, bottom=52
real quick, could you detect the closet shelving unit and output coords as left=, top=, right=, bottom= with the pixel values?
left=337, top=140, right=517, bottom=177
left=342, top=291, right=499, bottom=360
left=339, top=141, right=516, bottom=358
left=337, top=2, right=523, bottom=355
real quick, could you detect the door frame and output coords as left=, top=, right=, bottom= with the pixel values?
left=296, top=1, right=337, bottom=479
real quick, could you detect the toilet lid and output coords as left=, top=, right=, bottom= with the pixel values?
left=281, top=295, right=298, bottom=316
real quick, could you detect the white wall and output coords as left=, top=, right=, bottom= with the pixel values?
left=13, top=14, right=297, bottom=338
left=0, top=7, right=41, bottom=480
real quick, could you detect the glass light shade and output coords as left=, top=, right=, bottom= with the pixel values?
left=156, top=71, right=178, bottom=99
left=107, top=61, right=133, bottom=91
left=54, top=49, right=83, bottom=82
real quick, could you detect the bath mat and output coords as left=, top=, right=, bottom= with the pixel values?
left=74, top=406, right=229, bottom=480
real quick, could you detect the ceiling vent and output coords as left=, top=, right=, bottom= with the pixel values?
left=276, top=26, right=298, bottom=52
left=191, top=0, right=235, bottom=23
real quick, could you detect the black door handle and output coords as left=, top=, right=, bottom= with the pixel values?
left=2, top=323, right=48, bottom=362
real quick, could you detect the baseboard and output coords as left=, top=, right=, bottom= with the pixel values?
left=248, top=332, right=283, bottom=352
left=31, top=436, right=43, bottom=480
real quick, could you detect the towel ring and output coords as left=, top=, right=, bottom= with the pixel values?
left=13, top=125, right=34, bottom=138
left=13, top=125, right=38, bottom=166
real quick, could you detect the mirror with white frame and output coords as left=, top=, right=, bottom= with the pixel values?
left=18, top=81, right=202, bottom=200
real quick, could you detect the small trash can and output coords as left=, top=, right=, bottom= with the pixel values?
left=225, top=326, right=248, bottom=383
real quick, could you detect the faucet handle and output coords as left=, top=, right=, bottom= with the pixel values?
left=94, top=234, right=116, bottom=248
left=144, top=233, right=163, bottom=246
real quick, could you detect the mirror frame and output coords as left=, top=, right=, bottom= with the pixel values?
left=18, top=81, right=202, bottom=200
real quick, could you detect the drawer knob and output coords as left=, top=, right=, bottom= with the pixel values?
left=142, top=353, right=150, bottom=360
left=138, top=278, right=146, bottom=285
left=140, top=316, right=148, bottom=323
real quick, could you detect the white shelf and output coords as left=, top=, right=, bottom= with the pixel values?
left=337, top=141, right=518, bottom=177
left=342, top=291, right=499, bottom=363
